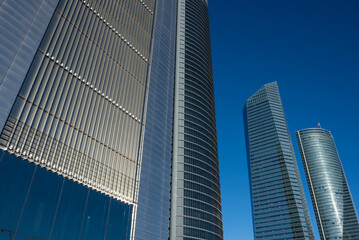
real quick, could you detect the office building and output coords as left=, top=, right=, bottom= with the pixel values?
left=0, top=0, right=174, bottom=239
left=170, top=0, right=224, bottom=239
left=243, top=82, right=314, bottom=239
left=296, top=128, right=359, bottom=240
left=133, top=0, right=177, bottom=239
left=0, top=0, right=224, bottom=239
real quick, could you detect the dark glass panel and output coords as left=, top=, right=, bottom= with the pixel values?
left=0, top=151, right=35, bottom=232
left=16, top=166, right=64, bottom=239
left=105, top=199, right=132, bottom=240
left=80, top=190, right=110, bottom=240
left=50, top=179, right=89, bottom=240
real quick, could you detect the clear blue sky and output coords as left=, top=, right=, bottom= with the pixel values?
left=208, top=1, right=359, bottom=239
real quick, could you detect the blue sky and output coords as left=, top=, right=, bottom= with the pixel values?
left=209, top=1, right=359, bottom=239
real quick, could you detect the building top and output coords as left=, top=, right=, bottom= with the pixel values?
left=297, top=127, right=330, bottom=131
left=245, top=81, right=279, bottom=107
left=296, top=128, right=332, bottom=135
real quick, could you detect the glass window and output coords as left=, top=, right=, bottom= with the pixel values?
left=0, top=151, right=35, bottom=232
left=80, top=190, right=110, bottom=240
left=16, top=165, right=64, bottom=239
left=50, top=179, right=89, bottom=240
left=105, top=199, right=132, bottom=240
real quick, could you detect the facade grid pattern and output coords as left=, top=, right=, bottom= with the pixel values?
left=171, top=0, right=224, bottom=239
left=296, top=128, right=359, bottom=240
left=243, top=82, right=314, bottom=240
left=0, top=0, right=156, bottom=203
left=0, top=0, right=60, bottom=132
left=133, top=0, right=177, bottom=239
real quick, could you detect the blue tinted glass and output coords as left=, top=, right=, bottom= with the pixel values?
left=105, top=199, right=132, bottom=240
left=134, top=0, right=176, bottom=239
left=80, top=190, right=110, bottom=240
left=50, top=179, right=89, bottom=240
left=244, top=82, right=314, bottom=239
left=0, top=151, right=35, bottom=233
left=16, top=166, right=64, bottom=239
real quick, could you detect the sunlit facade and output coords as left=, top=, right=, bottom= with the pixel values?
left=1, top=0, right=224, bottom=239
left=170, top=0, right=224, bottom=239
left=0, top=0, right=174, bottom=239
left=243, top=82, right=314, bottom=240
left=296, top=128, right=359, bottom=240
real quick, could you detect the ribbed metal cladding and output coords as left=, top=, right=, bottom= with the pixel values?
left=243, top=82, right=314, bottom=240
left=0, top=0, right=60, bottom=132
left=0, top=0, right=157, bottom=204
left=296, top=128, right=359, bottom=240
left=171, top=0, right=223, bottom=239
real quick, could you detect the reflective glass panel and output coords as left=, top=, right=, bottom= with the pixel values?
left=80, top=190, right=110, bottom=240
left=0, top=151, right=35, bottom=233
left=16, top=166, right=64, bottom=239
left=105, top=199, right=132, bottom=240
left=50, top=179, right=89, bottom=240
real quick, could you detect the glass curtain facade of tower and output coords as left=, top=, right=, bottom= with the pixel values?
left=243, top=82, right=314, bottom=240
left=0, top=0, right=159, bottom=239
left=133, top=0, right=177, bottom=239
left=296, top=128, right=359, bottom=240
left=171, top=0, right=224, bottom=239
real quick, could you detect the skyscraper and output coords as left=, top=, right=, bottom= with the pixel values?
left=0, top=0, right=224, bottom=239
left=296, top=128, right=359, bottom=240
left=132, top=0, right=177, bottom=239
left=0, top=0, right=174, bottom=239
left=170, top=0, right=224, bottom=239
left=243, top=82, right=314, bottom=239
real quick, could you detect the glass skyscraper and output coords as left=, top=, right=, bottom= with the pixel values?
left=296, top=128, right=359, bottom=240
left=243, top=82, right=314, bottom=239
left=0, top=0, right=175, bottom=239
left=133, top=0, right=177, bottom=239
left=170, top=0, right=224, bottom=239
left=0, top=0, right=224, bottom=239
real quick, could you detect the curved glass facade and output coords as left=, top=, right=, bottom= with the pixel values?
left=296, top=128, right=359, bottom=239
left=243, top=82, right=314, bottom=240
left=171, top=0, right=223, bottom=239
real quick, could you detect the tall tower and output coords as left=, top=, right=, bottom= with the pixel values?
left=170, top=0, right=224, bottom=239
left=133, top=0, right=177, bottom=239
left=0, top=0, right=176, bottom=239
left=243, top=82, right=314, bottom=239
left=296, top=128, right=359, bottom=240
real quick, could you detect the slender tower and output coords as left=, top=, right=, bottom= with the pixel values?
left=296, top=128, right=359, bottom=240
left=133, top=0, right=177, bottom=239
left=171, top=0, right=224, bottom=239
left=243, top=82, right=314, bottom=239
